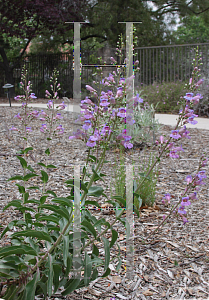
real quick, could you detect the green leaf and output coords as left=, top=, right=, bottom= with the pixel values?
left=39, top=204, right=70, bottom=220
left=47, top=254, right=54, bottom=297
left=87, top=186, right=104, bottom=197
left=37, top=162, right=46, bottom=168
left=23, top=271, right=40, bottom=300
left=37, top=215, right=60, bottom=224
left=81, top=220, right=97, bottom=239
left=40, top=170, right=48, bottom=183
left=12, top=230, right=52, bottom=242
left=27, top=165, right=35, bottom=173
left=110, top=229, right=118, bottom=248
left=92, top=244, right=99, bottom=257
left=102, top=237, right=110, bottom=271
left=7, top=175, right=23, bottom=181
left=40, top=195, right=48, bottom=205
left=23, top=147, right=33, bottom=154
left=16, top=156, right=27, bottom=169
left=15, top=184, right=25, bottom=194
left=116, top=258, right=122, bottom=272
left=46, top=164, right=57, bottom=168
left=46, top=190, right=57, bottom=197
left=63, top=235, right=69, bottom=267
left=85, top=200, right=100, bottom=207
left=101, top=267, right=111, bottom=277
left=3, top=200, right=22, bottom=211
left=23, top=173, right=38, bottom=181
left=53, top=264, right=62, bottom=293
left=45, top=148, right=50, bottom=156
left=91, top=166, right=105, bottom=182
left=27, top=186, right=40, bottom=191
left=89, top=155, right=97, bottom=162
left=62, top=278, right=81, bottom=296
left=112, top=195, right=126, bottom=206
left=52, top=197, right=73, bottom=207
left=84, top=252, right=92, bottom=286
left=0, top=245, right=37, bottom=258
left=65, top=179, right=88, bottom=194
left=25, top=199, right=40, bottom=205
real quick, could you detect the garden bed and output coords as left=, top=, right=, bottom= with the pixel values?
left=0, top=106, right=209, bottom=299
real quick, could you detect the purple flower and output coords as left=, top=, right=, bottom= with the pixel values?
left=86, top=85, right=96, bottom=93
left=198, top=170, right=207, bottom=179
left=54, top=113, right=63, bottom=120
left=47, top=100, right=53, bottom=109
left=82, top=120, right=92, bottom=130
left=170, top=130, right=181, bottom=139
left=201, top=158, right=208, bottom=167
left=159, top=136, right=164, bottom=144
left=40, top=110, right=48, bottom=117
left=116, top=87, right=123, bottom=98
left=182, top=216, right=188, bottom=225
left=100, top=98, right=110, bottom=106
left=169, top=150, right=179, bottom=158
left=29, top=93, right=37, bottom=99
left=173, top=145, right=184, bottom=152
left=119, top=78, right=125, bottom=85
left=30, top=110, right=39, bottom=118
left=181, top=197, right=191, bottom=206
left=117, top=108, right=126, bottom=118
left=196, top=79, right=204, bottom=87
left=189, top=192, right=197, bottom=200
left=178, top=205, right=187, bottom=214
left=184, top=93, right=193, bottom=101
left=57, top=101, right=66, bottom=110
left=86, top=135, right=98, bottom=147
left=82, top=109, right=94, bottom=120
left=9, top=126, right=19, bottom=131
left=14, top=95, right=24, bottom=101
left=14, top=113, right=22, bottom=120
left=26, top=127, right=32, bottom=132
left=185, top=175, right=192, bottom=184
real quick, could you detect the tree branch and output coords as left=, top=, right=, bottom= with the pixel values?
left=63, top=34, right=107, bottom=45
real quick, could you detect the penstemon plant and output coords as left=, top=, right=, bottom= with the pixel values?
left=0, top=41, right=207, bottom=300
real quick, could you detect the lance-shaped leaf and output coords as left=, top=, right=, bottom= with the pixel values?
left=23, top=270, right=40, bottom=300
left=81, top=220, right=97, bottom=239
left=0, top=245, right=37, bottom=258
left=47, top=254, right=54, bottom=297
left=110, top=229, right=118, bottom=248
left=40, top=170, right=48, bottom=183
left=23, top=173, right=38, bottom=182
left=102, top=237, right=110, bottom=271
left=7, top=175, right=23, bottom=181
left=52, top=197, right=73, bottom=207
left=12, top=230, right=52, bottom=242
left=87, top=186, right=104, bottom=197
left=84, top=251, right=92, bottom=286
left=62, top=278, right=81, bottom=296
left=39, top=204, right=70, bottom=220
left=16, top=156, right=27, bottom=169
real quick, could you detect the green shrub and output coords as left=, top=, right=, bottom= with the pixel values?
left=110, top=146, right=159, bottom=210
left=140, top=81, right=187, bottom=113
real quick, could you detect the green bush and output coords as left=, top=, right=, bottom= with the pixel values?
left=140, top=81, right=187, bottom=114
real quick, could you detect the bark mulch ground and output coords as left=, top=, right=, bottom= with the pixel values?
left=0, top=104, right=209, bottom=299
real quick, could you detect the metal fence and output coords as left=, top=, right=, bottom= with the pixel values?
left=1, top=42, right=209, bottom=98
left=135, top=43, right=209, bottom=85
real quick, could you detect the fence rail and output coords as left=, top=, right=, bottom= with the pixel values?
left=1, top=42, right=209, bottom=98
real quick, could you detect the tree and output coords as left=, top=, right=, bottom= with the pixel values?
left=172, top=15, right=209, bottom=44
left=0, top=0, right=87, bottom=96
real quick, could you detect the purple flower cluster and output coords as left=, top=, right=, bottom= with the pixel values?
left=69, top=75, right=137, bottom=149
left=178, top=169, right=207, bottom=224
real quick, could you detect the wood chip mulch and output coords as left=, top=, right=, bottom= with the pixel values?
left=0, top=104, right=209, bottom=300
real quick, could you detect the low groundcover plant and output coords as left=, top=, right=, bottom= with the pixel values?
left=0, top=44, right=207, bottom=299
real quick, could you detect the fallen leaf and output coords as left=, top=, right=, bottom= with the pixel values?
left=143, top=289, right=153, bottom=296
left=111, top=276, right=121, bottom=284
